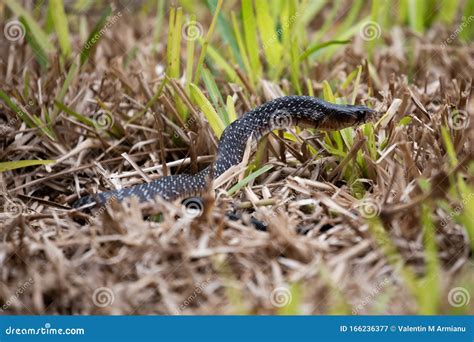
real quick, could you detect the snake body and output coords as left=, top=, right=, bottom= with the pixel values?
left=73, top=96, right=375, bottom=207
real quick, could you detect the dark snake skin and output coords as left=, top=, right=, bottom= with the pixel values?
left=73, top=96, right=375, bottom=207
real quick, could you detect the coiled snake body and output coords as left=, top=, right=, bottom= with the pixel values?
left=73, top=96, right=375, bottom=208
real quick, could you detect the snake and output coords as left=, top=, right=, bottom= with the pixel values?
left=73, top=96, right=376, bottom=208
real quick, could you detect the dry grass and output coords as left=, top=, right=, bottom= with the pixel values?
left=0, top=2, right=473, bottom=315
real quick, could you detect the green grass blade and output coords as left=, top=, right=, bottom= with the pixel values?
left=0, top=89, right=36, bottom=128
left=166, top=7, right=176, bottom=74
left=241, top=0, right=262, bottom=78
left=73, top=0, right=94, bottom=12
left=227, top=164, right=274, bottom=196
left=350, top=65, right=363, bottom=105
left=440, top=126, right=458, bottom=167
left=460, top=1, right=474, bottom=41
left=306, top=78, right=314, bottom=96
left=363, top=122, right=377, bottom=161
left=203, top=42, right=238, bottom=82
left=341, top=67, right=359, bottom=90
left=52, top=59, right=79, bottom=121
left=339, top=127, right=354, bottom=150
left=299, top=40, right=350, bottom=61
left=185, top=14, right=197, bottom=93
left=127, top=78, right=168, bottom=124
left=226, top=95, right=238, bottom=123
left=79, top=6, right=112, bottom=66
left=31, top=114, right=57, bottom=141
left=19, top=17, right=49, bottom=69
left=338, top=0, right=364, bottom=33
left=152, top=0, right=166, bottom=51
left=397, top=0, right=408, bottom=24
left=419, top=201, right=441, bottom=314
left=22, top=70, right=30, bottom=99
left=206, top=0, right=243, bottom=68
left=49, top=0, right=72, bottom=57
left=458, top=186, right=474, bottom=251
left=367, top=218, right=419, bottom=300
left=0, top=160, right=55, bottom=172
left=202, top=68, right=229, bottom=124
left=167, top=7, right=183, bottom=79
left=300, top=0, right=326, bottom=26
left=231, top=11, right=253, bottom=85
left=322, top=80, right=336, bottom=102
left=407, top=0, right=425, bottom=33
left=256, top=0, right=282, bottom=68
left=287, top=0, right=301, bottom=94
left=312, top=0, right=343, bottom=41
left=45, top=1, right=55, bottom=34
left=54, top=101, right=95, bottom=127
left=193, top=0, right=223, bottom=83
left=437, top=0, right=459, bottom=24
left=190, top=83, right=225, bottom=137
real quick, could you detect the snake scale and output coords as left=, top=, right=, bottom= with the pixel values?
left=73, top=96, right=376, bottom=208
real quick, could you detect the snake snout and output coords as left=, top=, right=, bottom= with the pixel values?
left=351, top=106, right=377, bottom=125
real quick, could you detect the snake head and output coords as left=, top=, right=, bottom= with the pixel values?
left=321, top=104, right=378, bottom=130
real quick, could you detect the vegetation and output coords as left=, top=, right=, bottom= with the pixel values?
left=0, top=0, right=472, bottom=314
